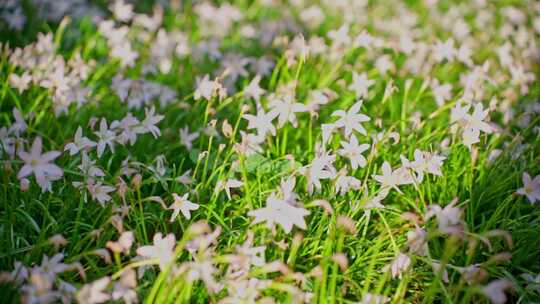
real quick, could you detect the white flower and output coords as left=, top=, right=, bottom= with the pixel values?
left=139, top=106, right=164, bottom=138
left=112, top=113, right=141, bottom=145
left=37, top=253, right=70, bottom=281
left=76, top=277, right=111, bottom=304
left=216, top=178, right=243, bottom=200
left=136, top=233, right=176, bottom=271
left=521, top=272, right=540, bottom=293
left=278, top=176, right=299, bottom=203
left=482, top=279, right=513, bottom=304
left=465, top=103, right=493, bottom=135
left=234, top=131, right=264, bottom=156
left=348, top=72, right=374, bottom=98
left=327, top=24, right=351, bottom=47
left=169, top=193, right=199, bottom=221
left=425, top=199, right=463, bottom=235
left=300, top=151, right=336, bottom=194
left=372, top=161, right=407, bottom=194
left=111, top=42, right=138, bottom=68
left=431, top=79, right=452, bottom=106
left=248, top=193, right=310, bottom=233
left=360, top=293, right=390, bottom=304
left=179, top=126, right=199, bottom=151
left=94, top=118, right=116, bottom=158
left=78, top=152, right=105, bottom=178
left=338, top=135, right=370, bottom=170
left=9, top=72, right=32, bottom=93
left=516, top=172, right=540, bottom=204
left=433, top=39, right=456, bottom=62
left=17, top=137, right=63, bottom=192
left=332, top=100, right=371, bottom=137
left=9, top=108, right=27, bottom=136
left=88, top=181, right=116, bottom=206
left=334, top=168, right=362, bottom=195
left=385, top=253, right=411, bottom=279
left=111, top=0, right=133, bottom=22
left=268, top=93, right=307, bottom=128
left=406, top=227, right=428, bottom=255
left=194, top=75, right=226, bottom=101
left=243, top=109, right=278, bottom=138
left=243, top=75, right=266, bottom=101
left=65, top=126, right=97, bottom=156
left=452, top=102, right=493, bottom=149
left=401, top=149, right=445, bottom=182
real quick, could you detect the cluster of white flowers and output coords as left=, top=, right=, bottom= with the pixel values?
left=1, top=0, right=539, bottom=303
left=8, top=32, right=95, bottom=115
left=2, top=254, right=83, bottom=303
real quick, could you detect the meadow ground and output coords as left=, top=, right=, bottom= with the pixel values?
left=0, top=0, right=539, bottom=303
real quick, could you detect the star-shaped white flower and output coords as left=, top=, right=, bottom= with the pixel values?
left=18, top=137, right=63, bottom=192
left=169, top=193, right=199, bottom=221
left=372, top=161, right=410, bottom=194
left=136, top=233, right=176, bottom=271
left=179, top=126, right=199, bottom=151
left=332, top=100, right=371, bottom=137
left=243, top=109, right=278, bottom=138
left=268, top=93, right=307, bottom=128
left=65, top=126, right=97, bottom=156
left=94, top=118, right=116, bottom=158
left=516, top=172, right=540, bottom=204
left=243, top=75, right=266, bottom=102
left=216, top=178, right=243, bottom=199
left=327, top=24, right=351, bottom=47
left=338, top=135, right=370, bottom=170
left=248, top=193, right=310, bottom=233
left=194, top=74, right=226, bottom=101
left=300, top=151, right=336, bottom=194
left=348, top=72, right=374, bottom=98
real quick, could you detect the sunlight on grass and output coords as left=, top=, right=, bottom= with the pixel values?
left=0, top=0, right=539, bottom=303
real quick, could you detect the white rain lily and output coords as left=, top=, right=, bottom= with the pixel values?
left=243, top=75, right=265, bottom=101
left=348, top=72, right=374, bottom=98
left=76, top=277, right=111, bottom=304
left=385, top=253, right=411, bottom=279
left=65, top=126, right=97, bottom=156
left=139, top=106, right=164, bottom=138
left=334, top=168, right=362, bottom=195
left=516, top=172, right=540, bottom=204
left=194, top=74, right=226, bottom=101
left=300, top=151, right=336, bottom=194
left=521, top=273, right=540, bottom=293
left=94, top=118, right=116, bottom=158
left=360, top=293, right=390, bottom=304
left=9, top=72, right=32, bottom=93
left=327, top=24, right=351, bottom=47
left=9, top=108, right=27, bottom=136
left=248, top=193, right=310, bottom=233
left=431, top=79, right=452, bottom=106
left=17, top=137, right=63, bottom=192
left=338, top=135, right=370, bottom=170
left=136, top=233, right=176, bottom=271
left=425, top=200, right=463, bottom=235
left=169, top=193, right=199, bottom=221
left=401, top=150, right=446, bottom=182
left=332, top=100, right=371, bottom=137
left=87, top=181, right=116, bottom=206
left=216, top=178, right=243, bottom=199
left=482, top=279, right=513, bottom=304
left=179, top=126, right=199, bottom=151
left=243, top=109, right=278, bottom=138
left=268, top=93, right=307, bottom=128
left=372, top=161, right=410, bottom=194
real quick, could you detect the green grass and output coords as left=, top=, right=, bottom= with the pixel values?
left=0, top=0, right=539, bottom=303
